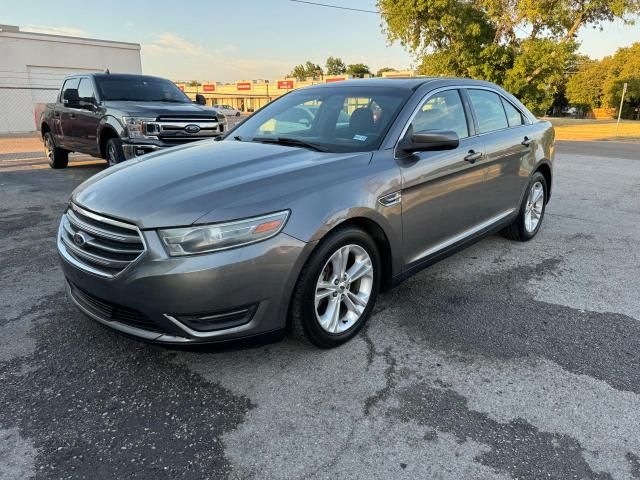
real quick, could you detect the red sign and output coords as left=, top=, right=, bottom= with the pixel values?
left=202, top=84, right=215, bottom=92
left=325, top=77, right=346, bottom=83
left=236, top=82, right=252, bottom=91
left=277, top=80, right=294, bottom=90
left=177, top=85, right=185, bottom=91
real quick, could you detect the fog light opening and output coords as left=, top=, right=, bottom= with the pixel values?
left=170, top=304, right=257, bottom=333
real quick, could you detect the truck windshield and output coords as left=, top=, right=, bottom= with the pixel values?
left=95, top=77, right=191, bottom=103
left=228, top=85, right=410, bottom=153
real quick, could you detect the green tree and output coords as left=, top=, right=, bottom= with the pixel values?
left=378, top=0, right=640, bottom=114
left=325, top=56, right=347, bottom=75
left=288, top=61, right=324, bottom=81
left=566, top=43, right=640, bottom=118
left=376, top=67, right=397, bottom=76
left=566, top=57, right=609, bottom=111
left=602, top=43, right=640, bottom=119
left=346, top=63, right=371, bottom=78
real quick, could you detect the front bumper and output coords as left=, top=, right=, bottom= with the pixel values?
left=59, top=227, right=311, bottom=344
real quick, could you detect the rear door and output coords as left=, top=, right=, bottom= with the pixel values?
left=58, top=77, right=79, bottom=151
left=465, top=88, right=532, bottom=222
left=400, top=88, right=486, bottom=269
left=73, top=78, right=101, bottom=155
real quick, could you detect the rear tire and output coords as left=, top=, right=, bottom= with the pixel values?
left=290, top=226, right=381, bottom=348
left=502, top=172, right=547, bottom=241
left=105, top=138, right=125, bottom=166
left=43, top=132, right=68, bottom=169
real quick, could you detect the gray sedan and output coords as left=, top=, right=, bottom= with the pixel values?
left=57, top=78, right=554, bottom=348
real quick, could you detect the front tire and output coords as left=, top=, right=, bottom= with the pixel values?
left=43, top=132, right=68, bottom=169
left=290, top=226, right=381, bottom=348
left=502, top=172, right=547, bottom=241
left=105, top=138, right=125, bottom=166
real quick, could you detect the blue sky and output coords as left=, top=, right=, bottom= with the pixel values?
left=2, top=0, right=639, bottom=82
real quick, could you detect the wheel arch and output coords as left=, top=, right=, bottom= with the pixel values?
left=534, top=160, right=553, bottom=201
left=298, top=214, right=396, bottom=292
left=97, top=116, right=126, bottom=158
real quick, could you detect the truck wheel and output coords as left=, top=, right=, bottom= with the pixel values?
left=43, top=132, right=68, bottom=169
left=106, top=138, right=125, bottom=166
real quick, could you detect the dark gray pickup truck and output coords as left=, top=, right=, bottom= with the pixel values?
left=35, top=73, right=227, bottom=169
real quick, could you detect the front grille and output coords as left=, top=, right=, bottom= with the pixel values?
left=156, top=116, right=221, bottom=141
left=59, top=204, right=145, bottom=278
left=68, top=281, right=164, bottom=333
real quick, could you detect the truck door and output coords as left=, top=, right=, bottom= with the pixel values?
left=58, top=78, right=80, bottom=151
left=73, top=78, right=101, bottom=156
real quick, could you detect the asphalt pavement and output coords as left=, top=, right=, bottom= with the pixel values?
left=1, top=140, right=639, bottom=479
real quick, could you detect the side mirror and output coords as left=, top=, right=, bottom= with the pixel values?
left=398, top=129, right=459, bottom=153
left=80, top=96, right=97, bottom=110
left=63, top=88, right=80, bottom=108
left=195, top=94, right=206, bottom=106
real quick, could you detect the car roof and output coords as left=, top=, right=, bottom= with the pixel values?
left=302, top=76, right=501, bottom=92
left=63, top=73, right=170, bottom=82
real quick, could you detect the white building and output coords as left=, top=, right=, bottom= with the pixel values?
left=0, top=25, right=141, bottom=134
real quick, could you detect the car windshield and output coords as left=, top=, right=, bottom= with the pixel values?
left=96, top=76, right=191, bottom=103
left=228, top=85, right=410, bottom=153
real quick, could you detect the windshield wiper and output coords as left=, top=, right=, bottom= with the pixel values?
left=252, top=136, right=329, bottom=152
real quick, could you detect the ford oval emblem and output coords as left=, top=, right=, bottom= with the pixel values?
left=185, top=124, right=201, bottom=134
left=73, top=232, right=86, bottom=247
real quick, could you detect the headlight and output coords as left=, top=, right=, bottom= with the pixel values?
left=122, top=117, right=160, bottom=139
left=158, top=211, right=290, bottom=256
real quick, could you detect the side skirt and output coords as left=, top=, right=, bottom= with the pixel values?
left=390, top=213, right=517, bottom=287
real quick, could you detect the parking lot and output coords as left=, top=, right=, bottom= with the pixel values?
left=1, top=140, right=639, bottom=479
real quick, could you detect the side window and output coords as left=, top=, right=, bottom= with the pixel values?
left=501, top=98, right=524, bottom=127
left=410, top=90, right=468, bottom=139
left=60, top=78, right=79, bottom=103
left=467, top=89, right=509, bottom=133
left=77, top=79, right=96, bottom=102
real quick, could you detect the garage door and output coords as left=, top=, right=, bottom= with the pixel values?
left=0, top=66, right=98, bottom=134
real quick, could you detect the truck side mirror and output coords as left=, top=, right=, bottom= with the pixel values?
left=63, top=89, right=80, bottom=108
left=195, top=94, right=206, bottom=106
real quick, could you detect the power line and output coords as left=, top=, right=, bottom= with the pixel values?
left=288, top=0, right=381, bottom=14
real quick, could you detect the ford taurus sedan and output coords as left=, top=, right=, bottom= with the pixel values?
left=58, top=78, right=554, bottom=348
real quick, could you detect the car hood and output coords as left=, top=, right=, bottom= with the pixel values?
left=72, top=140, right=372, bottom=229
left=104, top=100, right=219, bottom=117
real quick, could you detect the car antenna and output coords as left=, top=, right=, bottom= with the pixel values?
left=104, top=68, right=110, bottom=74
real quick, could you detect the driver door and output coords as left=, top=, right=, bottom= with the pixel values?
left=399, top=89, right=486, bottom=270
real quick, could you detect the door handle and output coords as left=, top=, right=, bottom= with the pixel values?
left=521, top=136, right=532, bottom=147
left=464, top=150, right=482, bottom=164
left=69, top=113, right=76, bottom=119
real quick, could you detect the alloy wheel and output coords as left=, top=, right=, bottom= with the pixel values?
left=44, top=135, right=53, bottom=163
left=107, top=144, right=117, bottom=166
left=524, top=181, right=544, bottom=233
left=314, top=244, right=374, bottom=333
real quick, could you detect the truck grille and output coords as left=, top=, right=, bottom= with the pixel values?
left=156, top=116, right=222, bottom=140
left=58, top=203, right=145, bottom=278
left=68, top=281, right=164, bottom=333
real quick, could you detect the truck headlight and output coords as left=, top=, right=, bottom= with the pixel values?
left=158, top=211, right=290, bottom=256
left=123, top=117, right=160, bottom=139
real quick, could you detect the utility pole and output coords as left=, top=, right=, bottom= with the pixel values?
left=616, top=82, right=628, bottom=137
